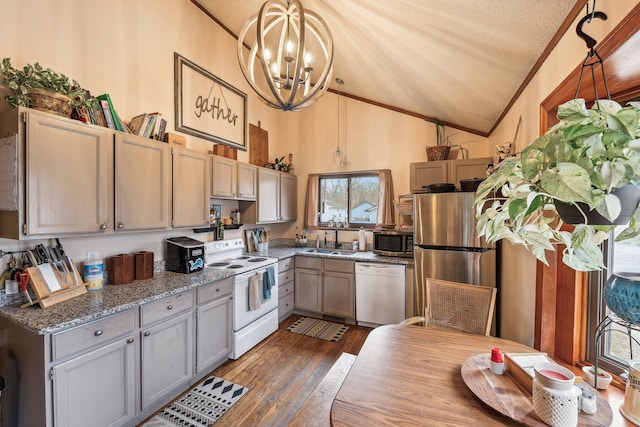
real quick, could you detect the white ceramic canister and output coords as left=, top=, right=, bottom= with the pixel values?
left=622, top=360, right=640, bottom=425
left=532, top=362, right=581, bottom=427
left=84, top=251, right=104, bottom=290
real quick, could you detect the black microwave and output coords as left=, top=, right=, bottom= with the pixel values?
left=373, top=230, right=413, bottom=257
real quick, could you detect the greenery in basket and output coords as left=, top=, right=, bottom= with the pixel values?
left=0, top=58, right=97, bottom=110
left=474, top=98, right=640, bottom=271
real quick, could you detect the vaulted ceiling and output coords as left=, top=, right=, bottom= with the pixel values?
left=195, top=0, right=584, bottom=136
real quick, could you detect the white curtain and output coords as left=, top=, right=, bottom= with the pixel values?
left=304, top=174, right=320, bottom=229
left=377, top=169, right=395, bottom=225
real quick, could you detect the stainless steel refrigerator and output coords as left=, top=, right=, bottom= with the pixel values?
left=413, top=192, right=499, bottom=334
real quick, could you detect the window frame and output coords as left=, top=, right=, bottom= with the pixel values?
left=317, top=171, right=381, bottom=230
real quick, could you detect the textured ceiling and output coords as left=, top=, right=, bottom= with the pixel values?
left=196, top=0, right=582, bottom=135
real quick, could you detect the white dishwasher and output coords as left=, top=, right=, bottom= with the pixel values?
left=355, top=263, right=406, bottom=326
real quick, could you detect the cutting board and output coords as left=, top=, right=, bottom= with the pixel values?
left=250, top=123, right=268, bottom=167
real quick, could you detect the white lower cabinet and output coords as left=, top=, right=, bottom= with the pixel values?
left=1, top=279, right=236, bottom=426
left=196, top=278, right=233, bottom=372
left=53, top=336, right=136, bottom=427
left=141, top=310, right=194, bottom=410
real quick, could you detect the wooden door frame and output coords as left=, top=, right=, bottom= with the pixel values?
left=535, top=4, right=640, bottom=364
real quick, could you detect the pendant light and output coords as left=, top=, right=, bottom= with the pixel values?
left=333, top=78, right=345, bottom=168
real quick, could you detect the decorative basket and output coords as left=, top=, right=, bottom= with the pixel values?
left=426, top=145, right=450, bottom=161
left=394, top=202, right=413, bottom=215
left=28, top=88, right=73, bottom=118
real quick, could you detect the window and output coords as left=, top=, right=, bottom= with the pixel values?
left=587, top=229, right=640, bottom=375
left=318, top=173, right=380, bottom=228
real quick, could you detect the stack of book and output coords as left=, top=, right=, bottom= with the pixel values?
left=78, top=93, right=132, bottom=133
left=94, top=94, right=131, bottom=133
left=128, top=112, right=167, bottom=141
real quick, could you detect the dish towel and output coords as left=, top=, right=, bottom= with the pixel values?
left=263, top=265, right=275, bottom=299
left=249, top=272, right=261, bottom=310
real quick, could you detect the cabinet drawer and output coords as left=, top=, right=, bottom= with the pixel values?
left=278, top=269, right=294, bottom=285
left=278, top=257, right=294, bottom=272
left=279, top=281, right=294, bottom=298
left=295, top=256, right=322, bottom=270
left=323, top=259, right=354, bottom=273
left=141, top=290, right=194, bottom=326
left=52, top=310, right=134, bottom=361
left=197, top=277, right=233, bottom=304
left=279, top=293, right=294, bottom=317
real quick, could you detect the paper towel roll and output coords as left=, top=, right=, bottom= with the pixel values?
left=358, top=228, right=366, bottom=251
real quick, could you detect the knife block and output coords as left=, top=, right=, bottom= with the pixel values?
left=135, top=251, right=154, bottom=280
left=110, top=254, right=135, bottom=285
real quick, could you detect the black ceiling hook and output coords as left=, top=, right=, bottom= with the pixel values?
left=576, top=10, right=608, bottom=50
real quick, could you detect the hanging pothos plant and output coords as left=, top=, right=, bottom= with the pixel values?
left=474, top=98, right=640, bottom=271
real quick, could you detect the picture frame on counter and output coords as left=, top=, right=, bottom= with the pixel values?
left=174, top=52, right=247, bottom=151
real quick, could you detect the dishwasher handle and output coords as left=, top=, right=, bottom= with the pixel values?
left=355, top=263, right=405, bottom=277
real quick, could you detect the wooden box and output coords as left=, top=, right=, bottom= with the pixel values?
left=109, top=254, right=135, bottom=285
left=504, top=352, right=555, bottom=394
left=164, top=132, right=186, bottom=147
left=135, top=251, right=154, bottom=280
left=212, top=144, right=226, bottom=156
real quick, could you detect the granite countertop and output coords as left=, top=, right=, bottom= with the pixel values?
left=263, top=245, right=414, bottom=265
left=0, top=246, right=412, bottom=335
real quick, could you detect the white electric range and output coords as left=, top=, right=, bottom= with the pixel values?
left=204, top=238, right=279, bottom=359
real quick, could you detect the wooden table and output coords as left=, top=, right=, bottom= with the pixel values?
left=330, top=325, right=558, bottom=426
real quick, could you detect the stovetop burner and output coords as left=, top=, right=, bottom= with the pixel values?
left=203, top=238, right=277, bottom=273
left=208, top=262, right=230, bottom=267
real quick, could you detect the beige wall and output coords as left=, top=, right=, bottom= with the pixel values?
left=0, top=0, right=635, bottom=346
left=487, top=2, right=637, bottom=346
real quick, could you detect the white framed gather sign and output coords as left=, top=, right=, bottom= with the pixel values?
left=174, top=53, right=248, bottom=151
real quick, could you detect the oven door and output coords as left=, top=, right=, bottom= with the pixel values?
left=233, top=264, right=279, bottom=331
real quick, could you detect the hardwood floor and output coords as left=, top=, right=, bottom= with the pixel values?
left=210, top=314, right=372, bottom=426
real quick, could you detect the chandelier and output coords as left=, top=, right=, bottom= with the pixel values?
left=237, top=0, right=334, bottom=111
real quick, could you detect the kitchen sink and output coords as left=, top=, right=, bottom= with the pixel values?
left=306, top=248, right=356, bottom=256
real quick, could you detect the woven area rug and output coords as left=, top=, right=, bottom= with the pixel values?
left=143, top=376, right=248, bottom=427
left=287, top=317, right=349, bottom=342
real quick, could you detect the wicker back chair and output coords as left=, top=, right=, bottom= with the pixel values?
left=401, top=278, right=496, bottom=336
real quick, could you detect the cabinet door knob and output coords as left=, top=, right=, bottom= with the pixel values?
left=143, top=331, right=151, bottom=337
left=216, top=288, right=221, bottom=292
left=117, top=223, right=124, bottom=229
left=126, top=337, right=134, bottom=344
left=100, top=223, right=107, bottom=230
left=94, top=330, right=103, bottom=336
left=167, top=304, right=173, bottom=310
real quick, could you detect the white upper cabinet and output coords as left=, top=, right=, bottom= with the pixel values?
left=211, top=155, right=237, bottom=198
left=240, top=167, right=297, bottom=224
left=237, top=162, right=257, bottom=200
left=115, top=134, right=170, bottom=231
left=172, top=146, right=210, bottom=228
left=211, top=155, right=257, bottom=201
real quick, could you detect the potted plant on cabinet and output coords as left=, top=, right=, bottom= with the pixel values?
left=474, top=98, right=640, bottom=272
left=0, top=57, right=97, bottom=118
left=425, top=119, right=453, bottom=161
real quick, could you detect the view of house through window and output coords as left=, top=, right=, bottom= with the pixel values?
left=589, top=228, right=640, bottom=374
left=319, top=173, right=380, bottom=227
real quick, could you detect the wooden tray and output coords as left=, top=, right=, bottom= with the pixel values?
left=461, top=353, right=612, bottom=426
